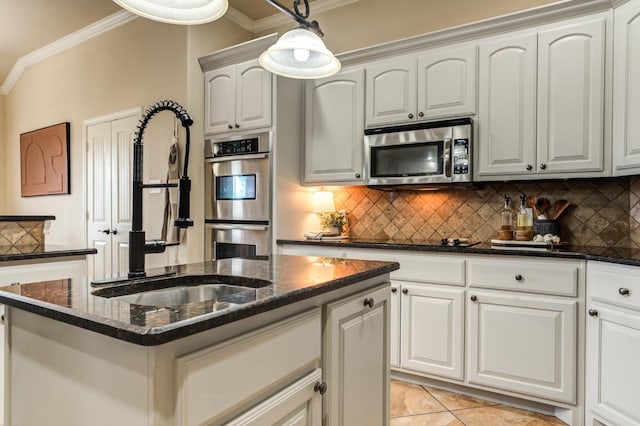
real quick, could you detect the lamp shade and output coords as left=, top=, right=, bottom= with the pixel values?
left=313, top=191, right=336, bottom=213
left=112, top=0, right=228, bottom=25
left=259, top=28, right=341, bottom=79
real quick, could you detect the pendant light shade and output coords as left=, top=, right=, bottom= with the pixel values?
left=112, top=0, right=228, bottom=25
left=259, top=28, right=341, bottom=79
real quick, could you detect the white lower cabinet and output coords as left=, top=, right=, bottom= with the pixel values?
left=399, top=281, right=464, bottom=381
left=466, top=289, right=577, bottom=403
left=587, top=262, right=640, bottom=426
left=324, top=284, right=390, bottom=426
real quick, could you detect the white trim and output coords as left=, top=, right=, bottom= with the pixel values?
left=224, top=6, right=256, bottom=32
left=0, top=10, right=137, bottom=95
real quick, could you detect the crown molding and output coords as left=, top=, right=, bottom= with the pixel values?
left=199, top=33, right=279, bottom=71
left=0, top=10, right=137, bottom=96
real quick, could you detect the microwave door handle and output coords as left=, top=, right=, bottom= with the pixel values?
left=205, top=153, right=269, bottom=163
left=444, top=138, right=452, bottom=178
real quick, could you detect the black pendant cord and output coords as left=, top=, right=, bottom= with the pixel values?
left=264, top=0, right=323, bottom=36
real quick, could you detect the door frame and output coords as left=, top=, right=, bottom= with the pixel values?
left=83, top=107, right=141, bottom=262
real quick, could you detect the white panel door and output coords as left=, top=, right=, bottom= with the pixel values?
left=467, top=290, right=577, bottom=403
left=86, top=114, right=136, bottom=278
left=324, top=285, right=390, bottom=426
left=304, top=67, right=365, bottom=184
left=477, top=33, right=537, bottom=177
left=365, top=55, right=417, bottom=127
left=418, top=44, right=477, bottom=120
left=586, top=303, right=640, bottom=426
left=537, top=17, right=606, bottom=174
left=400, top=282, right=465, bottom=381
left=613, top=1, right=640, bottom=174
left=236, top=59, right=272, bottom=131
left=204, top=65, right=236, bottom=134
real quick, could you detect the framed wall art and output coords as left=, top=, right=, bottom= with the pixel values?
left=20, top=122, right=70, bottom=197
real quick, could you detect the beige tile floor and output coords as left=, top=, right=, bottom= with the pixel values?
left=391, top=380, right=568, bottom=425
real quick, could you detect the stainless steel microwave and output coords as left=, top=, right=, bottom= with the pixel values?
left=364, top=118, right=472, bottom=188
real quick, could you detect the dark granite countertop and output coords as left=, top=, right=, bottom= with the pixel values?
left=0, top=215, right=55, bottom=222
left=277, top=238, right=640, bottom=267
left=0, top=255, right=398, bottom=346
left=0, top=245, right=97, bottom=262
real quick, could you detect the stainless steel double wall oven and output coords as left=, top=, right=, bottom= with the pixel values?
left=204, top=131, right=271, bottom=260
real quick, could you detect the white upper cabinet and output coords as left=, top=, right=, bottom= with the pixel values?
left=365, top=43, right=476, bottom=127
left=417, top=44, right=477, bottom=121
left=204, top=59, right=272, bottom=135
left=304, top=67, right=365, bottom=184
left=537, top=18, right=606, bottom=174
left=477, top=33, right=537, bottom=176
left=476, top=14, right=609, bottom=180
left=613, top=0, right=640, bottom=175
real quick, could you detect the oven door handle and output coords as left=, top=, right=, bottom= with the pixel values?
left=206, top=223, right=269, bottom=231
left=444, top=138, right=452, bottom=178
left=205, top=153, right=269, bottom=163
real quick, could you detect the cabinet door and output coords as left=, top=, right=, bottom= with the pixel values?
left=304, top=68, right=365, bottom=184
left=417, top=44, right=477, bottom=120
left=390, top=282, right=401, bottom=368
left=537, top=17, right=606, bottom=174
left=365, top=55, right=417, bottom=127
left=477, top=33, right=537, bottom=178
left=324, top=285, right=390, bottom=426
left=467, top=290, right=577, bottom=403
left=586, top=303, right=640, bottom=426
left=204, top=65, right=236, bottom=134
left=613, top=1, right=640, bottom=174
left=400, top=283, right=464, bottom=381
left=236, top=59, right=272, bottom=131
left=226, top=369, right=322, bottom=426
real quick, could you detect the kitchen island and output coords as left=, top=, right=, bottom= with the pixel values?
left=0, top=255, right=398, bottom=425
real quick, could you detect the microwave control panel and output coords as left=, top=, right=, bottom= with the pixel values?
left=453, top=139, right=469, bottom=175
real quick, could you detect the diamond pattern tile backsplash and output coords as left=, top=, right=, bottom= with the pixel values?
left=0, top=221, right=45, bottom=246
left=332, top=177, right=640, bottom=247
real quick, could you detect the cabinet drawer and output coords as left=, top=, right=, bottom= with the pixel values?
left=588, top=262, right=640, bottom=310
left=391, top=253, right=465, bottom=286
left=175, top=309, right=321, bottom=426
left=468, top=258, right=579, bottom=296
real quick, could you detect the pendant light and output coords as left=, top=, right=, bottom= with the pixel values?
left=112, top=0, right=228, bottom=25
left=259, top=0, right=341, bottom=79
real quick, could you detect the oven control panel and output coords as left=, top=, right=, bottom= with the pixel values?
left=214, top=137, right=259, bottom=156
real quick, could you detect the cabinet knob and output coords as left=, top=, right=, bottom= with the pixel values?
left=99, top=229, right=111, bottom=235
left=111, top=229, right=118, bottom=235
left=470, top=295, right=477, bottom=302
left=314, top=381, right=327, bottom=395
left=418, top=112, right=424, bottom=118
left=355, top=173, right=361, bottom=179
left=515, top=274, right=523, bottom=281
left=234, top=123, right=240, bottom=128
left=363, top=297, right=375, bottom=308
left=588, top=308, right=599, bottom=317
left=540, top=163, right=547, bottom=170
left=619, top=287, right=630, bottom=296
left=228, top=124, right=233, bottom=129
left=526, top=164, right=533, bottom=171
left=402, top=288, right=408, bottom=294
left=391, top=287, right=397, bottom=293
left=408, top=113, right=414, bottom=119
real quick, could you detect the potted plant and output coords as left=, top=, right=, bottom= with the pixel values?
left=320, top=210, right=348, bottom=235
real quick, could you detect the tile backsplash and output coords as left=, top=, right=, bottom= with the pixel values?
left=332, top=177, right=640, bottom=247
left=0, top=221, right=45, bottom=246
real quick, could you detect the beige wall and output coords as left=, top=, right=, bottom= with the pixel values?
left=1, top=0, right=565, bottom=257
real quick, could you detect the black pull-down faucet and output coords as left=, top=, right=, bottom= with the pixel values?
left=128, top=100, right=194, bottom=278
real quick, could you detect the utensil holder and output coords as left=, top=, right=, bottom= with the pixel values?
left=533, top=219, right=560, bottom=237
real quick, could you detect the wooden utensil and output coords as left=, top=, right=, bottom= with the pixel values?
left=526, top=196, right=539, bottom=217
left=549, top=199, right=570, bottom=220
left=536, top=197, right=551, bottom=218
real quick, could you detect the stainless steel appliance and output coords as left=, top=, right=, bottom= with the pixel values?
left=364, top=118, right=472, bottom=188
left=204, top=131, right=271, bottom=260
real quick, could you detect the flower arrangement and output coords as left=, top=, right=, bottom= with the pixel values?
left=320, top=210, right=348, bottom=235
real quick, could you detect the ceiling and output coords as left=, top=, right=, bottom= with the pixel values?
left=0, top=0, right=308, bottom=91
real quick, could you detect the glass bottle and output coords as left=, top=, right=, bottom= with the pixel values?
left=517, top=194, right=529, bottom=229
left=501, top=195, right=513, bottom=230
